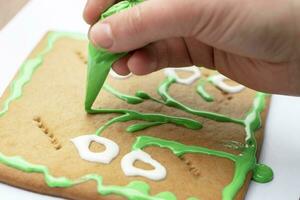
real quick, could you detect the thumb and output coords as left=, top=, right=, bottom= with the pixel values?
left=89, top=0, right=202, bottom=52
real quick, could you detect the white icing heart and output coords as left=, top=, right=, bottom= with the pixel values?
left=164, top=66, right=201, bottom=85
left=121, top=150, right=166, bottom=181
left=71, top=135, right=119, bottom=164
left=109, top=69, right=133, bottom=79
left=210, top=74, right=245, bottom=93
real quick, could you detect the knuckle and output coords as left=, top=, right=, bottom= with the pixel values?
left=127, top=5, right=145, bottom=35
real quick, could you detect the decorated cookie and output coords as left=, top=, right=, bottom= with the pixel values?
left=0, top=30, right=272, bottom=200
left=0, top=1, right=272, bottom=199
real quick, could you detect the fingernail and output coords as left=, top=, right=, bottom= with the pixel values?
left=90, top=23, right=113, bottom=49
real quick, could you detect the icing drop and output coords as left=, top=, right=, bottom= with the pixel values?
left=133, top=136, right=237, bottom=161
left=121, top=150, right=167, bottom=181
left=71, top=135, right=119, bottom=164
left=163, top=66, right=201, bottom=85
left=209, top=74, right=245, bottom=94
left=253, top=163, right=273, bottom=183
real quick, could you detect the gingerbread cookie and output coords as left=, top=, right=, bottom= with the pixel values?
left=0, top=31, right=273, bottom=200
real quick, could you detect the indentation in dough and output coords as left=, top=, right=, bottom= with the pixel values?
left=33, top=116, right=62, bottom=150
left=180, top=156, right=201, bottom=177
left=75, top=51, right=87, bottom=64
left=227, top=96, right=233, bottom=100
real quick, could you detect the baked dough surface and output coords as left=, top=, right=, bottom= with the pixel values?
left=0, top=33, right=269, bottom=200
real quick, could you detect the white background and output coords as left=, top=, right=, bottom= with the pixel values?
left=0, top=0, right=299, bottom=199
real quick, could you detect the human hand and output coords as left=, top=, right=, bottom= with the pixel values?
left=84, top=0, right=300, bottom=95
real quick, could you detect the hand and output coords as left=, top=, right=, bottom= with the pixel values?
left=84, top=0, right=300, bottom=95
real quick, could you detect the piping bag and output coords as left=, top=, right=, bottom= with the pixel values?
left=85, top=0, right=144, bottom=112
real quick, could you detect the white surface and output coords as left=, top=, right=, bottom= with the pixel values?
left=0, top=0, right=299, bottom=199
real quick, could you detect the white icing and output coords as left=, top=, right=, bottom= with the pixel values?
left=71, top=135, right=119, bottom=164
left=121, top=150, right=167, bottom=181
left=163, top=66, right=201, bottom=85
left=109, top=69, right=132, bottom=79
left=210, top=74, right=245, bottom=93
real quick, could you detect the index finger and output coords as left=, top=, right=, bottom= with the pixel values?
left=83, top=0, right=117, bottom=25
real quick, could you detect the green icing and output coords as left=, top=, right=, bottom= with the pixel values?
left=197, top=79, right=214, bottom=102
left=133, top=136, right=237, bottom=161
left=91, top=109, right=202, bottom=136
left=85, top=0, right=203, bottom=136
left=187, top=198, right=200, bottom=200
left=104, top=84, right=144, bottom=104
left=126, top=122, right=166, bottom=133
left=130, top=88, right=273, bottom=200
left=85, top=0, right=143, bottom=111
left=253, top=164, right=274, bottom=183
left=0, top=32, right=85, bottom=118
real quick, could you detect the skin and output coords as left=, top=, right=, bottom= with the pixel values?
left=84, top=0, right=300, bottom=96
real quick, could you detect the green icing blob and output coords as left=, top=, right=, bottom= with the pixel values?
left=253, top=164, right=274, bottom=183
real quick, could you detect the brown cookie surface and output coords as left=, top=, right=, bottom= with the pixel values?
left=0, top=32, right=270, bottom=200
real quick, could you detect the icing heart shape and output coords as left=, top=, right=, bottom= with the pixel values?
left=164, top=66, right=201, bottom=85
left=121, top=150, right=167, bottom=181
left=210, top=74, right=245, bottom=93
left=71, top=135, right=119, bottom=164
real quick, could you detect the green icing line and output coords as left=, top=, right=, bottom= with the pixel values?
left=197, top=79, right=214, bottom=102
left=84, top=0, right=203, bottom=137
left=187, top=198, right=200, bottom=200
left=92, top=109, right=203, bottom=135
left=104, top=84, right=144, bottom=104
left=0, top=153, right=74, bottom=187
left=0, top=32, right=85, bottom=117
left=145, top=76, right=244, bottom=125
left=133, top=136, right=237, bottom=161
left=126, top=122, right=166, bottom=133
left=0, top=152, right=178, bottom=199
